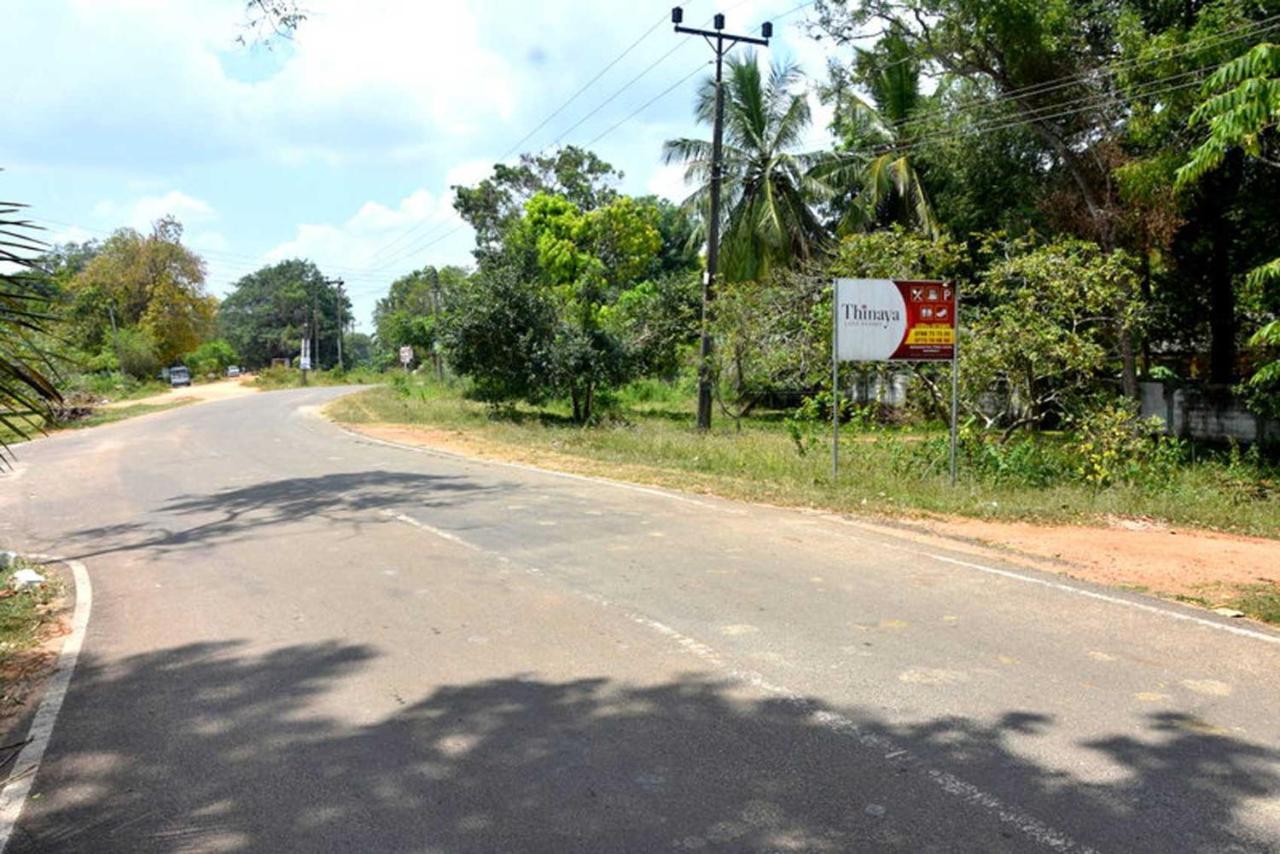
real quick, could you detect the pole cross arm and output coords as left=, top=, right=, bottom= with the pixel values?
left=673, top=24, right=769, bottom=46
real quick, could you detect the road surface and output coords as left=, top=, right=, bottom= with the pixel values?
left=2, top=387, right=1278, bottom=852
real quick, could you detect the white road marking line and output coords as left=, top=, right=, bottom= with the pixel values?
left=383, top=519, right=1093, bottom=853
left=0, top=555, right=93, bottom=853
left=333, top=423, right=734, bottom=512
left=924, top=553, right=1280, bottom=646
left=339, top=417, right=1280, bottom=647
left=815, top=514, right=1280, bottom=647
left=381, top=511, right=479, bottom=551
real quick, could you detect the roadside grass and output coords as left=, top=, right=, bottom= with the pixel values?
left=0, top=399, right=197, bottom=449
left=326, top=378, right=1280, bottom=538
left=0, top=556, right=64, bottom=715
left=1229, top=585, right=1280, bottom=624
left=62, top=399, right=196, bottom=430
left=64, top=371, right=169, bottom=403
left=251, top=365, right=385, bottom=390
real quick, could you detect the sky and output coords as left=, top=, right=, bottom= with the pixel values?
left=3, top=0, right=842, bottom=330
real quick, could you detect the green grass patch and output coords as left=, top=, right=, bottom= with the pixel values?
left=251, top=366, right=385, bottom=390
left=1229, top=585, right=1280, bottom=624
left=0, top=556, right=63, bottom=689
left=0, top=399, right=197, bottom=449
left=62, top=399, right=197, bottom=430
left=327, top=378, right=1280, bottom=538
left=63, top=371, right=170, bottom=403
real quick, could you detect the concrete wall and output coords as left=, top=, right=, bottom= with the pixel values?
left=1140, top=381, right=1279, bottom=444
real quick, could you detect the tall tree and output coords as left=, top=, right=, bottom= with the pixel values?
left=373, top=265, right=468, bottom=375
left=453, top=147, right=622, bottom=262
left=69, top=217, right=216, bottom=366
left=663, top=54, right=835, bottom=282
left=1179, top=40, right=1280, bottom=407
left=822, top=26, right=940, bottom=237
left=219, top=259, right=349, bottom=369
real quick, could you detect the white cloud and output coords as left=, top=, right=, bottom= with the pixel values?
left=445, top=159, right=498, bottom=191
left=261, top=187, right=476, bottom=329
left=4, top=1, right=524, bottom=170
left=92, top=190, right=217, bottom=231
left=646, top=162, right=692, bottom=203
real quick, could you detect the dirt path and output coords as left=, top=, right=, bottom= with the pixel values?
left=341, top=420, right=1279, bottom=608
left=103, top=377, right=259, bottom=409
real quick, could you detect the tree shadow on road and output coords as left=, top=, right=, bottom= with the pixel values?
left=58, top=470, right=509, bottom=561
left=10, top=640, right=1279, bottom=852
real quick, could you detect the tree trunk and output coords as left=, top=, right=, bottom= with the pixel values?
left=1207, top=151, right=1241, bottom=385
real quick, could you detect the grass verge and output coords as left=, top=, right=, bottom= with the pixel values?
left=0, top=399, right=197, bottom=449
left=327, top=381, right=1280, bottom=538
left=251, top=366, right=384, bottom=390
left=0, top=557, right=65, bottom=721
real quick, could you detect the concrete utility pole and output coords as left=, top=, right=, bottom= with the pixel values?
left=672, top=7, right=771, bottom=431
left=325, top=278, right=346, bottom=372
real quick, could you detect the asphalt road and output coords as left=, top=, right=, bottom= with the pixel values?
left=2, top=387, right=1279, bottom=853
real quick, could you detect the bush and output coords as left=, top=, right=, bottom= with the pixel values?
left=112, top=327, right=160, bottom=379
left=441, top=265, right=558, bottom=408
left=184, top=339, right=239, bottom=379
left=1068, top=399, right=1182, bottom=489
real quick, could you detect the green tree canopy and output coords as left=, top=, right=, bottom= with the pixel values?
left=664, top=54, right=836, bottom=282
left=219, top=259, right=349, bottom=369
left=67, top=217, right=216, bottom=366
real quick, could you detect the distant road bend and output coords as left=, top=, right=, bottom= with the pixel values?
left=1, top=386, right=1278, bottom=852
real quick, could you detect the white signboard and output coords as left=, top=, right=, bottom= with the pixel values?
left=399, top=346, right=414, bottom=366
left=300, top=356, right=312, bottom=371
left=834, top=278, right=955, bottom=362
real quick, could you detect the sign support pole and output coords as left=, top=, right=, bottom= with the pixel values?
left=832, top=285, right=840, bottom=480
left=949, top=288, right=960, bottom=486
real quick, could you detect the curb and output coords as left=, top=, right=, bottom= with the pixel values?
left=0, top=555, right=92, bottom=852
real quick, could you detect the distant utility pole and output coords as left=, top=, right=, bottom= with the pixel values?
left=672, top=6, right=771, bottom=431
left=325, top=277, right=346, bottom=371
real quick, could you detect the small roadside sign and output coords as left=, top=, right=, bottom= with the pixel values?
left=833, top=278, right=956, bottom=363
left=300, top=356, right=312, bottom=371
left=831, top=278, right=961, bottom=485
left=399, top=346, right=413, bottom=366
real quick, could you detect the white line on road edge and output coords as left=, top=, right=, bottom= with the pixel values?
left=0, top=555, right=92, bottom=852
left=924, top=552, right=1280, bottom=646
left=385, top=511, right=1095, bottom=853
left=381, top=510, right=481, bottom=551
left=354, top=418, right=1280, bottom=648
left=332, top=422, right=735, bottom=512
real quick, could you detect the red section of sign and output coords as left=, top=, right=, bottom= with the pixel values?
left=891, top=280, right=955, bottom=361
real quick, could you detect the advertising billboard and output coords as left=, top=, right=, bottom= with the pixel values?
left=834, top=278, right=955, bottom=362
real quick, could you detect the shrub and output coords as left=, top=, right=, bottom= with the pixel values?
left=113, top=327, right=160, bottom=379
left=1068, top=399, right=1182, bottom=489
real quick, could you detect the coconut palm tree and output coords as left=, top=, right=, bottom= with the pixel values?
left=663, top=54, right=839, bottom=283
left=0, top=197, right=61, bottom=463
left=822, top=29, right=940, bottom=239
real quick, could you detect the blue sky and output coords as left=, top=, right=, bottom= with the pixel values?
left=4, top=1, right=841, bottom=330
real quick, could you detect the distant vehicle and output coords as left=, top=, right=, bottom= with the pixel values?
left=226, top=365, right=241, bottom=378
left=169, top=366, right=191, bottom=387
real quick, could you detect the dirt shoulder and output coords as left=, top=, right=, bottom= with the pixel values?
left=102, top=376, right=259, bottom=409
left=338, top=420, right=1280, bottom=614
left=0, top=562, right=72, bottom=753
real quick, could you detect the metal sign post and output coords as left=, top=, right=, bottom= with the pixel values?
left=832, top=288, right=839, bottom=480
left=399, top=345, right=413, bottom=374
left=831, top=278, right=959, bottom=485
left=949, top=289, right=961, bottom=486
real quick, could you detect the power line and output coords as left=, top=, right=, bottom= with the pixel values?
left=882, top=13, right=1280, bottom=137
left=363, top=10, right=681, bottom=266
left=873, top=63, right=1228, bottom=158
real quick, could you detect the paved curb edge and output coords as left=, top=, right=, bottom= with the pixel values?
left=0, top=555, right=92, bottom=852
